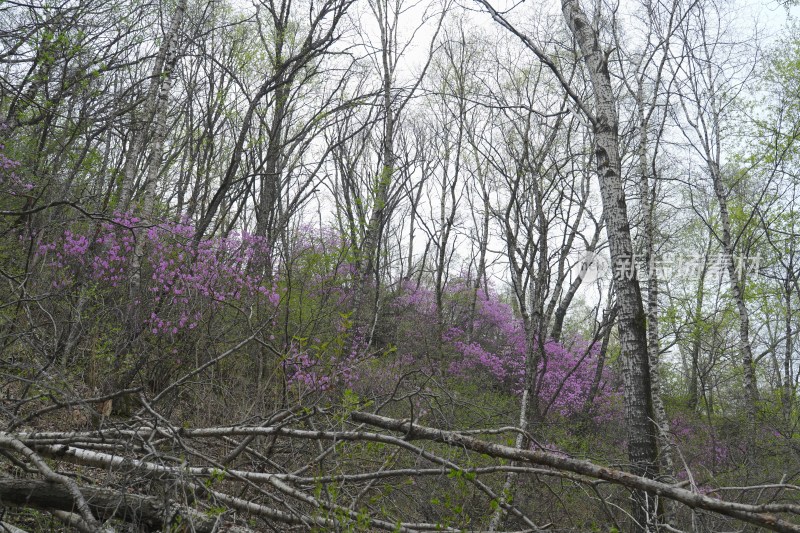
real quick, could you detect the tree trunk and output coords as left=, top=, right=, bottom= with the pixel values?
left=120, top=0, right=186, bottom=210
left=561, top=1, right=661, bottom=529
left=784, top=278, right=794, bottom=420
left=635, top=88, right=673, bottom=476
left=121, top=0, right=185, bottom=364
left=351, top=10, right=395, bottom=344
left=255, top=17, right=290, bottom=246
left=0, top=479, right=247, bottom=533
left=709, top=163, right=759, bottom=424
left=584, top=303, right=617, bottom=415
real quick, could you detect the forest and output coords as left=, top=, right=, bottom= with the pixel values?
left=1, top=0, right=800, bottom=530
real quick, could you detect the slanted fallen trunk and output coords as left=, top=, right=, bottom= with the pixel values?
left=351, top=411, right=800, bottom=533
left=0, top=479, right=251, bottom=533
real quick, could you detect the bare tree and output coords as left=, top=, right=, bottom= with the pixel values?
left=348, top=0, right=449, bottom=347
left=194, top=0, right=356, bottom=240
left=670, top=0, right=761, bottom=429
left=471, top=0, right=662, bottom=528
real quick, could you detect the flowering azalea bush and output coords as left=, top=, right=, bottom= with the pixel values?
left=391, top=281, right=619, bottom=420
left=0, top=140, right=34, bottom=217
left=268, top=226, right=365, bottom=392
left=29, top=210, right=621, bottom=422
left=37, top=214, right=280, bottom=339
left=671, top=413, right=733, bottom=477
left=283, top=335, right=365, bottom=392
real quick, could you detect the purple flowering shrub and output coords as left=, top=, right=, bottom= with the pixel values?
left=671, top=413, right=733, bottom=479
left=391, top=281, right=620, bottom=421
left=32, top=218, right=382, bottom=396
left=25, top=209, right=621, bottom=422
left=20, top=204, right=619, bottom=424
left=0, top=141, right=34, bottom=212
left=282, top=335, right=366, bottom=393
left=273, top=227, right=367, bottom=392
left=26, top=214, right=282, bottom=397
left=37, top=214, right=279, bottom=336
left=443, top=286, right=526, bottom=389
left=382, top=279, right=441, bottom=362
left=0, top=144, right=28, bottom=192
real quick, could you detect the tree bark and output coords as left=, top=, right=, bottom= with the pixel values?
left=560, top=0, right=661, bottom=529
left=352, top=411, right=800, bottom=533
left=635, top=83, right=673, bottom=477
left=120, top=0, right=187, bottom=211
left=350, top=0, right=395, bottom=345
left=0, top=479, right=249, bottom=533
left=709, top=163, right=759, bottom=423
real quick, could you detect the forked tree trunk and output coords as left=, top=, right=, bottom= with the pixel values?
left=350, top=0, right=395, bottom=345
left=127, top=0, right=186, bottom=305
left=255, top=8, right=291, bottom=247
left=111, top=0, right=187, bottom=406
left=635, top=82, right=673, bottom=476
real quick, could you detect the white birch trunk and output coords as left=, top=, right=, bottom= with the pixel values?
left=561, top=1, right=661, bottom=529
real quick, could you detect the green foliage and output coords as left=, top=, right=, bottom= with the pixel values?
left=204, top=506, right=227, bottom=518
left=204, top=468, right=226, bottom=488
